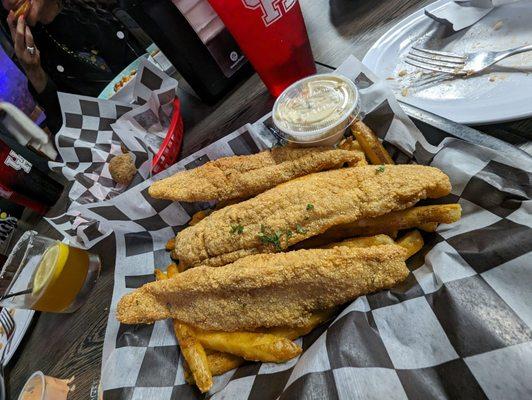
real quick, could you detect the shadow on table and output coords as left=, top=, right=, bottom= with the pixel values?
left=328, top=0, right=379, bottom=33
left=328, top=0, right=454, bottom=39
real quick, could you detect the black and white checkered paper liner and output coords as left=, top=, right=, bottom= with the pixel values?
left=47, top=58, right=178, bottom=217
left=49, top=56, right=531, bottom=400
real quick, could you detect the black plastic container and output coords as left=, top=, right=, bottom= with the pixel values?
left=119, top=0, right=253, bottom=104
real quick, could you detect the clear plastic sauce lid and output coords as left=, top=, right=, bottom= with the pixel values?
left=273, top=74, right=359, bottom=142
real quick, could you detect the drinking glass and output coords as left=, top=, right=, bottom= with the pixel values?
left=0, top=231, right=100, bottom=313
left=207, top=0, right=316, bottom=96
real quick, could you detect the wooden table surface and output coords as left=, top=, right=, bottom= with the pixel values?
left=6, top=0, right=531, bottom=398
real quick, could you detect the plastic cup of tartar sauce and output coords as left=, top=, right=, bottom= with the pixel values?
left=17, top=371, right=70, bottom=400
left=272, top=73, right=360, bottom=146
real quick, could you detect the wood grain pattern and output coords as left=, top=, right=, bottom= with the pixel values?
left=7, top=1, right=531, bottom=399
left=303, top=0, right=434, bottom=64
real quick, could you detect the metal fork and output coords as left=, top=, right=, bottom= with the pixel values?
left=405, top=44, right=532, bottom=76
left=0, top=309, right=15, bottom=400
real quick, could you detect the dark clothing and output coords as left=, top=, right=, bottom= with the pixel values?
left=4, top=2, right=142, bottom=132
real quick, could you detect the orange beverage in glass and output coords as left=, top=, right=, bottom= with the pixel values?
left=0, top=231, right=100, bottom=313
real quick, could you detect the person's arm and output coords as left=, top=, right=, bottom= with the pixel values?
left=27, top=71, right=62, bottom=133
left=6, top=13, right=62, bottom=133
left=25, top=63, right=47, bottom=93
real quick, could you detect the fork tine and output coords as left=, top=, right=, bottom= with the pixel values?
left=409, top=49, right=466, bottom=67
left=411, top=46, right=466, bottom=61
left=404, top=58, right=460, bottom=74
left=406, top=53, right=465, bottom=70
left=409, top=73, right=452, bottom=89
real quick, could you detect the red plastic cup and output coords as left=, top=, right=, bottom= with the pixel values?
left=207, top=0, right=316, bottom=96
left=0, top=139, right=62, bottom=215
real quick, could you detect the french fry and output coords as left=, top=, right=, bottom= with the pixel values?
left=167, top=263, right=179, bottom=278
left=266, top=309, right=337, bottom=340
left=338, top=137, right=368, bottom=166
left=419, top=222, right=438, bottom=232
left=184, top=351, right=245, bottom=384
left=183, top=362, right=194, bottom=385
left=351, top=121, right=394, bottom=165
left=297, top=204, right=461, bottom=248
left=207, top=352, right=245, bottom=375
left=191, top=328, right=302, bottom=363
left=190, top=210, right=211, bottom=226
left=185, top=352, right=245, bottom=385
left=165, top=238, right=175, bottom=251
left=167, top=235, right=179, bottom=262
left=396, top=230, right=424, bottom=259
left=321, top=234, right=395, bottom=250
left=174, top=322, right=213, bottom=393
left=14, top=1, right=30, bottom=18
left=154, top=269, right=166, bottom=281
left=156, top=271, right=213, bottom=392
left=161, top=263, right=245, bottom=380
left=187, top=308, right=336, bottom=381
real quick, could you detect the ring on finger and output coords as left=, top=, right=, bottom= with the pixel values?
left=26, top=46, right=35, bottom=56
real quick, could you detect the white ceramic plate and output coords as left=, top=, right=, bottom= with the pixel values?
left=363, top=0, right=532, bottom=125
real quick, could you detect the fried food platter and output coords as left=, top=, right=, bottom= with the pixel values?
left=116, top=121, right=463, bottom=392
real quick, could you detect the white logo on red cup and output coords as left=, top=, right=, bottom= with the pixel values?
left=4, top=150, right=32, bottom=173
left=242, top=0, right=297, bottom=26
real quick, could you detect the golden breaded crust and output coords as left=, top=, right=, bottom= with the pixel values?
left=116, top=245, right=409, bottom=330
left=175, top=165, right=451, bottom=268
left=148, top=147, right=360, bottom=202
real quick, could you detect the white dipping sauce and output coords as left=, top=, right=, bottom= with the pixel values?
left=273, top=74, right=359, bottom=146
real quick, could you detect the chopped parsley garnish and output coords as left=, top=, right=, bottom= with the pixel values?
left=284, top=229, right=293, bottom=246
left=258, top=225, right=283, bottom=251
left=376, top=165, right=386, bottom=173
left=306, top=203, right=314, bottom=211
left=230, top=224, right=244, bottom=235
left=296, top=224, right=307, bottom=234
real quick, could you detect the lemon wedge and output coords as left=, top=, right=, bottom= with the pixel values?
left=32, top=242, right=68, bottom=294
left=31, top=242, right=90, bottom=312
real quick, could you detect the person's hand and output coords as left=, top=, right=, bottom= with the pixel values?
left=7, top=11, right=47, bottom=93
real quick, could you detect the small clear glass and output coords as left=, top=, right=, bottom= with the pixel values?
left=0, top=231, right=100, bottom=313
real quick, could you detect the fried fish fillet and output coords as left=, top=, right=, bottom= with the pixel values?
left=148, top=147, right=362, bottom=202
left=116, top=245, right=408, bottom=330
left=175, top=165, right=451, bottom=268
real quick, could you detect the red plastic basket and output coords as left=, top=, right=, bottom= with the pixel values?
left=151, top=97, right=184, bottom=175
